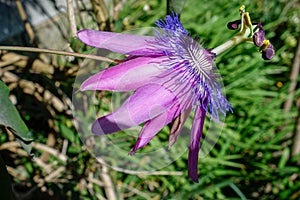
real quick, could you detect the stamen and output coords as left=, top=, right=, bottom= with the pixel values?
left=150, top=13, right=232, bottom=120
left=260, top=39, right=270, bottom=51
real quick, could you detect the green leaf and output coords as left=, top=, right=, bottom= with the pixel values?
left=56, top=121, right=75, bottom=142
left=278, top=148, right=290, bottom=169
left=0, top=80, right=33, bottom=155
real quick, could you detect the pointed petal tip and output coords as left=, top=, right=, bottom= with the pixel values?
left=129, top=139, right=144, bottom=155
left=91, top=119, right=105, bottom=135
left=188, top=152, right=200, bottom=183
left=77, top=29, right=92, bottom=44
left=188, top=172, right=199, bottom=183
left=77, top=29, right=110, bottom=48
left=129, top=149, right=136, bottom=155
left=91, top=115, right=123, bottom=135
left=77, top=29, right=156, bottom=55
left=77, top=29, right=86, bottom=36
left=79, top=79, right=95, bottom=91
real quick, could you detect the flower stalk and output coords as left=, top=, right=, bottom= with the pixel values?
left=212, top=5, right=274, bottom=58
left=0, top=46, right=117, bottom=63
left=211, top=35, right=246, bottom=55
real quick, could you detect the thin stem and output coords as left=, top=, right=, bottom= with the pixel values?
left=211, top=35, right=246, bottom=55
left=0, top=46, right=116, bottom=63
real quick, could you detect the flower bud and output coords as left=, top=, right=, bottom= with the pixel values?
left=262, top=44, right=275, bottom=60
left=227, top=20, right=241, bottom=30
left=253, top=27, right=265, bottom=47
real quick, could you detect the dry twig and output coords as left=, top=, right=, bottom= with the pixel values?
left=15, top=0, right=36, bottom=45
left=66, top=0, right=77, bottom=38
left=100, top=165, right=117, bottom=200
left=91, top=0, right=111, bottom=30
left=0, top=46, right=117, bottom=63
left=284, top=36, right=300, bottom=113
left=96, top=157, right=183, bottom=176
left=283, top=36, right=300, bottom=157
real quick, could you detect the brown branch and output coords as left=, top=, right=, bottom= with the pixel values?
left=284, top=36, right=300, bottom=113
left=292, top=99, right=300, bottom=158
left=40, top=133, right=56, bottom=162
left=0, top=52, right=54, bottom=75
left=61, top=139, right=69, bottom=155
left=44, top=166, right=65, bottom=182
left=66, top=0, right=77, bottom=38
left=113, top=0, right=125, bottom=21
left=6, top=166, right=28, bottom=181
left=284, top=36, right=300, bottom=157
left=100, top=165, right=117, bottom=200
left=32, top=142, right=68, bottom=163
left=32, top=156, right=53, bottom=173
left=0, top=46, right=117, bottom=63
left=75, top=0, right=85, bottom=28
left=96, top=156, right=183, bottom=176
left=91, top=0, right=111, bottom=31
left=120, top=184, right=152, bottom=200
left=15, top=0, right=36, bottom=45
left=0, top=141, right=68, bottom=163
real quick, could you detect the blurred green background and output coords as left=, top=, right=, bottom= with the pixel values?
left=0, top=0, right=299, bottom=199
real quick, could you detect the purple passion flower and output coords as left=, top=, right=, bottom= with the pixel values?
left=77, top=14, right=232, bottom=182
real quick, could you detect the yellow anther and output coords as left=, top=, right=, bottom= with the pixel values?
left=239, top=5, right=245, bottom=13
left=260, top=40, right=270, bottom=51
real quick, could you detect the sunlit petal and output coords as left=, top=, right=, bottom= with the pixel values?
left=80, top=57, right=164, bottom=91
left=92, top=84, right=176, bottom=135
left=130, top=104, right=181, bottom=154
left=77, top=30, right=156, bottom=55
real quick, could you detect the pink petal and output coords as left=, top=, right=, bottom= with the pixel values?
left=130, top=104, right=181, bottom=154
left=80, top=57, right=164, bottom=92
left=188, top=104, right=207, bottom=183
left=92, top=84, right=176, bottom=135
left=77, top=30, right=156, bottom=55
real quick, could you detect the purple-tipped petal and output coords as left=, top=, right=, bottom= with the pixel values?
left=168, top=106, right=192, bottom=148
left=253, top=28, right=265, bottom=47
left=227, top=20, right=241, bottom=30
left=77, top=30, right=156, bottom=55
left=92, top=84, right=176, bottom=135
left=80, top=57, right=164, bottom=91
left=130, top=104, right=181, bottom=154
left=262, top=44, right=275, bottom=60
left=188, top=104, right=207, bottom=183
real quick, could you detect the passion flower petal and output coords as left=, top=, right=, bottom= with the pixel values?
left=188, top=104, right=207, bottom=183
left=92, top=84, right=176, bottom=135
left=80, top=57, right=164, bottom=92
left=130, top=104, right=182, bottom=154
left=77, top=30, right=156, bottom=55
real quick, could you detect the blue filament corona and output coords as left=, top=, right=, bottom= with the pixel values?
left=151, top=13, right=232, bottom=120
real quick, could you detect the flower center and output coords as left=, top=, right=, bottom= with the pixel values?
left=150, top=14, right=233, bottom=120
